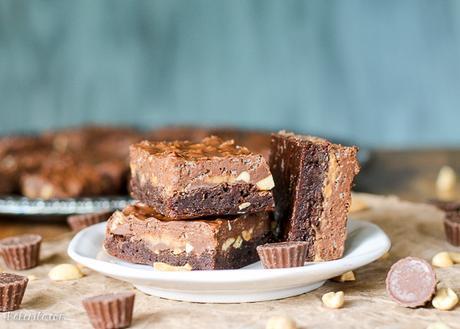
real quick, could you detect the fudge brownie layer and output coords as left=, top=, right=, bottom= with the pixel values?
left=129, top=136, right=275, bottom=219
left=104, top=203, right=273, bottom=270
left=270, top=131, right=360, bottom=261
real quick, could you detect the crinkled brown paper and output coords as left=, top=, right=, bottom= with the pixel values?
left=1, top=193, right=459, bottom=328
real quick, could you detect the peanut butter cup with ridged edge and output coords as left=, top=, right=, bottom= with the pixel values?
left=0, top=234, right=42, bottom=270
left=257, top=241, right=309, bottom=269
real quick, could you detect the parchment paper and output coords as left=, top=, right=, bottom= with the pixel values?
left=1, top=193, right=459, bottom=329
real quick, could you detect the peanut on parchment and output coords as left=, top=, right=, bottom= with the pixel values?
left=332, top=271, right=355, bottom=282
left=322, top=291, right=345, bottom=309
left=432, top=288, right=458, bottom=311
left=432, top=252, right=454, bottom=268
left=265, top=316, right=297, bottom=329
left=49, top=264, right=84, bottom=281
left=436, top=166, right=456, bottom=194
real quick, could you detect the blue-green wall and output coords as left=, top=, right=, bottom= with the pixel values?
left=1, top=0, right=460, bottom=147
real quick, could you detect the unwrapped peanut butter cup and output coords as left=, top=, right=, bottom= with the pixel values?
left=83, top=292, right=135, bottom=329
left=257, top=241, right=309, bottom=269
left=67, top=211, right=112, bottom=232
left=0, top=234, right=42, bottom=270
left=0, top=273, right=29, bottom=312
left=386, top=257, right=436, bottom=308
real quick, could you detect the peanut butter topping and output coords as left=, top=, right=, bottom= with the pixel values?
left=134, top=136, right=251, bottom=160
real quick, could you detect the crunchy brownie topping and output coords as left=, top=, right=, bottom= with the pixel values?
left=133, top=136, right=251, bottom=160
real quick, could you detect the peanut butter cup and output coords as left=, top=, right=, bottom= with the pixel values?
left=83, top=292, right=135, bottom=329
left=0, top=234, right=42, bottom=270
left=386, top=257, right=437, bottom=308
left=0, top=273, right=28, bottom=312
left=430, top=200, right=460, bottom=246
left=257, top=241, right=309, bottom=269
left=67, top=211, right=112, bottom=232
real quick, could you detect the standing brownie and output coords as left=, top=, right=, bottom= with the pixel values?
left=129, top=136, right=275, bottom=219
left=270, top=131, right=360, bottom=261
left=104, top=203, right=274, bottom=270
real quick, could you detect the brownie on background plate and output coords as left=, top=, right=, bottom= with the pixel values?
left=129, top=136, right=275, bottom=219
left=270, top=131, right=360, bottom=261
left=104, top=203, right=274, bottom=270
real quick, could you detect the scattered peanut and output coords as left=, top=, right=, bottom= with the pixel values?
left=153, top=262, right=192, bottom=272
left=322, top=291, right=345, bottom=309
left=448, top=252, right=460, bottom=264
left=432, top=288, right=458, bottom=311
left=332, top=271, right=355, bottom=282
left=427, top=322, right=452, bottom=329
left=256, top=175, right=275, bottom=191
left=49, top=264, right=84, bottom=281
left=436, top=166, right=457, bottom=195
left=432, top=252, right=454, bottom=268
left=265, top=316, right=297, bottom=329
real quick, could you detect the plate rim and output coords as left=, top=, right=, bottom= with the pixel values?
left=68, top=219, right=391, bottom=284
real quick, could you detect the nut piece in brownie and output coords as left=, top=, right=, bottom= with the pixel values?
left=104, top=203, right=273, bottom=270
left=129, top=136, right=275, bottom=219
left=270, top=131, right=360, bottom=261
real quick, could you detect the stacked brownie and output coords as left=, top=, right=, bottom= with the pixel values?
left=104, top=136, right=276, bottom=270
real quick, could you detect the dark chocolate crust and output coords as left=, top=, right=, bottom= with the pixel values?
left=104, top=233, right=271, bottom=270
left=130, top=180, right=274, bottom=219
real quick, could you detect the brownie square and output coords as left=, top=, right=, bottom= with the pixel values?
left=104, top=203, right=274, bottom=270
left=129, top=136, right=275, bottom=219
left=20, top=158, right=127, bottom=199
left=270, top=131, right=360, bottom=261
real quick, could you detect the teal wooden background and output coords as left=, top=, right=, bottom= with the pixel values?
left=1, top=0, right=460, bottom=147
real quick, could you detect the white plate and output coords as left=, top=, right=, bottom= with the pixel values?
left=68, top=219, right=390, bottom=303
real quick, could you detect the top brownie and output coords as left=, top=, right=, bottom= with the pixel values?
left=129, top=136, right=275, bottom=219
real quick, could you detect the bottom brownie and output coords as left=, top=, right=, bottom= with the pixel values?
left=104, top=203, right=274, bottom=270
